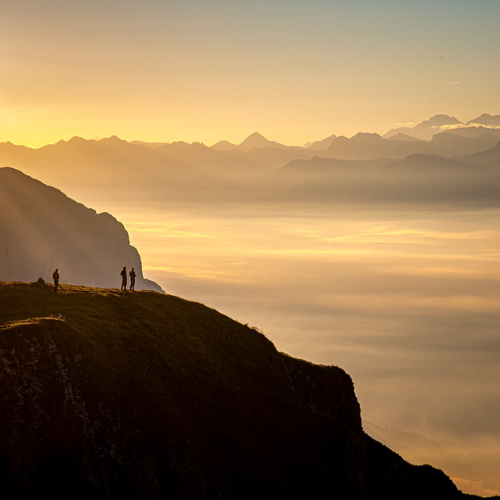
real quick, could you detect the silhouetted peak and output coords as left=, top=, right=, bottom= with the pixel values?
left=100, top=135, right=127, bottom=145
left=191, top=141, right=208, bottom=148
left=52, top=137, right=99, bottom=148
left=400, top=152, right=443, bottom=162
left=351, top=132, right=384, bottom=142
left=430, top=131, right=466, bottom=142
left=467, top=113, right=500, bottom=127
left=63, top=136, right=87, bottom=144
left=306, top=133, right=338, bottom=150
left=487, top=139, right=500, bottom=151
left=0, top=166, right=24, bottom=178
left=211, top=139, right=238, bottom=151
left=469, top=113, right=493, bottom=122
left=383, top=115, right=463, bottom=140
left=238, top=132, right=268, bottom=146
left=386, top=133, right=424, bottom=142
left=420, top=114, right=462, bottom=127
left=394, top=153, right=489, bottom=176
left=393, top=153, right=461, bottom=172
left=243, top=132, right=268, bottom=142
left=170, top=141, right=208, bottom=150
left=238, top=132, right=279, bottom=152
left=475, top=131, right=499, bottom=140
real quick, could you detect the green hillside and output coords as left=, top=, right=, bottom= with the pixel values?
left=0, top=281, right=487, bottom=499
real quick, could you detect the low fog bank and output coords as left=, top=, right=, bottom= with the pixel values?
left=363, top=421, right=500, bottom=497
left=116, top=204, right=500, bottom=496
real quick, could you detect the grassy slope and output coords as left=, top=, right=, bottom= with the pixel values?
left=0, top=281, right=487, bottom=499
left=0, top=281, right=361, bottom=498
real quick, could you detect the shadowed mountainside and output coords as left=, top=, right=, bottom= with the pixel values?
left=265, top=153, right=500, bottom=206
left=0, top=167, right=162, bottom=291
left=458, top=140, right=500, bottom=168
left=0, top=282, right=495, bottom=500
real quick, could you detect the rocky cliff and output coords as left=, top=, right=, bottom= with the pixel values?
left=0, top=281, right=488, bottom=500
left=0, top=167, right=161, bottom=291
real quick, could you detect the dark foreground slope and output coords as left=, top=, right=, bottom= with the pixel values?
left=0, top=167, right=162, bottom=291
left=0, top=282, right=489, bottom=500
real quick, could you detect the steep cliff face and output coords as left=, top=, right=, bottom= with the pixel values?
left=0, top=282, right=481, bottom=499
left=0, top=167, right=161, bottom=291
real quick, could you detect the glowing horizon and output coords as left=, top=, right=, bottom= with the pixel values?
left=3, top=112, right=500, bottom=150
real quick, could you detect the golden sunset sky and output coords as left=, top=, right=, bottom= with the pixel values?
left=2, top=0, right=500, bottom=147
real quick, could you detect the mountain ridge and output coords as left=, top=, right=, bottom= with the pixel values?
left=211, top=132, right=299, bottom=152
left=383, top=115, right=462, bottom=140
left=0, top=167, right=162, bottom=291
left=467, top=113, right=500, bottom=127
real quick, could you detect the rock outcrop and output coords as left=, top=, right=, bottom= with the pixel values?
left=0, top=167, right=162, bottom=291
left=0, top=282, right=486, bottom=500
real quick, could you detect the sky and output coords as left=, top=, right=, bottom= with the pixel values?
left=2, top=0, right=500, bottom=147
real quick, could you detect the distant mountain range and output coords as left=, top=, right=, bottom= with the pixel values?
left=1, top=114, right=500, bottom=206
left=266, top=145, right=500, bottom=206
left=210, top=114, right=500, bottom=151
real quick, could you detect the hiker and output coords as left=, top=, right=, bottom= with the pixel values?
left=120, top=266, right=127, bottom=290
left=129, top=267, right=136, bottom=291
left=52, top=269, right=60, bottom=292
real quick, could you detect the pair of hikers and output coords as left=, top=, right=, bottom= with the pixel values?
left=120, top=266, right=136, bottom=291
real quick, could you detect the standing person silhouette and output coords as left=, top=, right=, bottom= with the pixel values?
left=52, top=269, right=60, bottom=292
left=120, top=266, right=127, bottom=290
left=129, top=267, right=136, bottom=291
